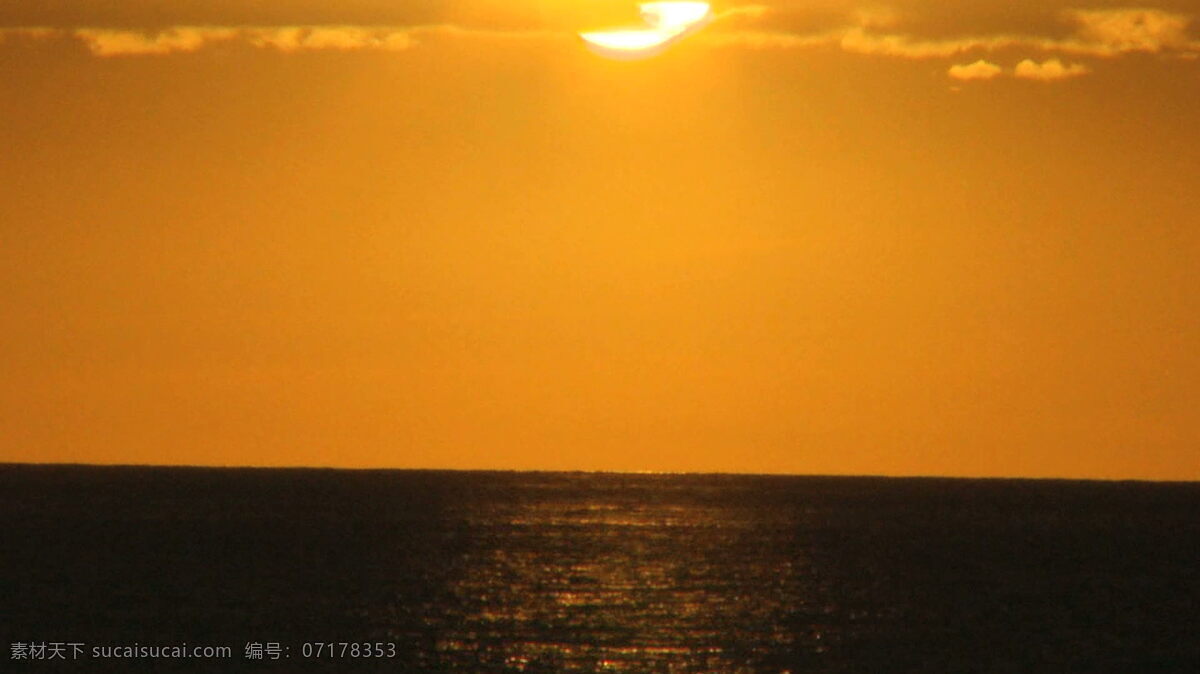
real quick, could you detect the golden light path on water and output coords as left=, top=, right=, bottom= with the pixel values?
left=579, top=2, right=713, bottom=59
left=428, top=477, right=813, bottom=672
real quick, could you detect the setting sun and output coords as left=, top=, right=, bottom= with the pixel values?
left=580, top=1, right=713, bottom=59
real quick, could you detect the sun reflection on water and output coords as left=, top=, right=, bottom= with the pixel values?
left=432, top=488, right=811, bottom=671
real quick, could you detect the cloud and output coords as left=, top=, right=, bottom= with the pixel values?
left=73, top=26, right=432, bottom=56
left=696, top=8, right=1022, bottom=56
left=698, top=25, right=1024, bottom=57
left=699, top=4, right=1200, bottom=61
left=944, top=57, right=1093, bottom=83
left=417, top=25, right=563, bottom=42
left=243, top=26, right=416, bottom=53
left=948, top=59, right=1002, bottom=81
left=837, top=27, right=1019, bottom=59
left=716, top=5, right=772, bottom=21
left=1014, top=57, right=1091, bottom=81
left=1, top=24, right=564, bottom=57
left=74, top=27, right=239, bottom=56
left=0, top=26, right=58, bottom=43
left=1067, top=8, right=1193, bottom=53
left=696, top=29, right=838, bottom=49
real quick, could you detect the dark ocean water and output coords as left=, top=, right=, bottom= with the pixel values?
left=2, top=465, right=1198, bottom=672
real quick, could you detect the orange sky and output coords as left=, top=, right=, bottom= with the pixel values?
left=2, top=1, right=1198, bottom=479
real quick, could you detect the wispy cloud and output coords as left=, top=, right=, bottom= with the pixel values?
left=715, top=5, right=771, bottom=21
left=242, top=26, right=417, bottom=53
left=1, top=24, right=565, bottom=57
left=1068, top=8, right=1193, bottom=53
left=699, top=5, right=1200, bottom=61
left=948, top=59, right=1002, bottom=81
left=947, top=57, right=1092, bottom=83
left=698, top=26, right=1022, bottom=58
left=75, top=27, right=241, bottom=56
left=836, top=27, right=1018, bottom=59
left=0, top=26, right=58, bottom=42
left=698, top=29, right=836, bottom=49
left=1014, top=57, right=1091, bottom=81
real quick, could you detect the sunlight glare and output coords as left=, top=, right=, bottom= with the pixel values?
left=578, top=29, right=677, bottom=52
left=580, top=2, right=712, bottom=59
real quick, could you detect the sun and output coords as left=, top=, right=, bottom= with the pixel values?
left=579, top=2, right=713, bottom=60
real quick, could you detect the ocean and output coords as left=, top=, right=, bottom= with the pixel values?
left=2, top=465, right=1198, bottom=671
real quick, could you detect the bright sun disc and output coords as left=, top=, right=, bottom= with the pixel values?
left=580, top=2, right=712, bottom=59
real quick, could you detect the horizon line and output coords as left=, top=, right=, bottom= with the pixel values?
left=2, top=461, right=1196, bottom=484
